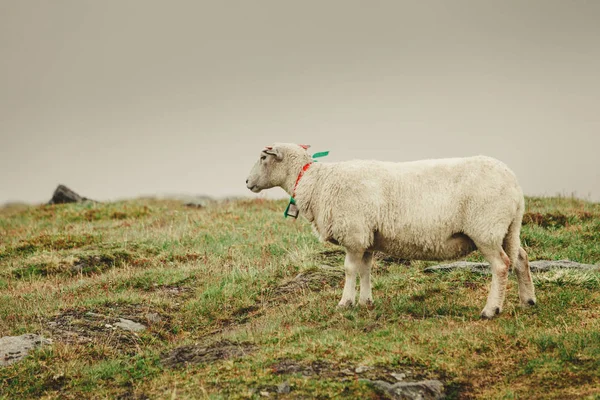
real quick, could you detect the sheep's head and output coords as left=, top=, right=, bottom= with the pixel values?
left=246, top=143, right=311, bottom=193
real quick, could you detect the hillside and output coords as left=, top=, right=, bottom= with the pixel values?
left=0, top=197, right=599, bottom=399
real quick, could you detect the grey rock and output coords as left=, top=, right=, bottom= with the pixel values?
left=363, top=379, right=445, bottom=400
left=423, top=260, right=599, bottom=275
left=145, top=313, right=162, bottom=324
left=114, top=318, right=146, bottom=332
left=277, top=382, right=291, bottom=394
left=85, top=312, right=105, bottom=318
left=0, top=334, right=52, bottom=367
left=529, top=260, right=599, bottom=272
left=355, top=365, right=373, bottom=374
left=48, top=184, right=92, bottom=205
left=391, top=372, right=407, bottom=381
left=183, top=196, right=215, bottom=208
left=423, top=262, right=491, bottom=274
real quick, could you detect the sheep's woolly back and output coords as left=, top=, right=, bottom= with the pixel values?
left=293, top=156, right=524, bottom=258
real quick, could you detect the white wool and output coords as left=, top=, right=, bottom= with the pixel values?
left=246, top=143, right=536, bottom=318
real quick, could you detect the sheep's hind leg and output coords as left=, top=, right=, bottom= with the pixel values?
left=358, top=252, right=374, bottom=306
left=515, top=247, right=536, bottom=307
left=479, top=245, right=511, bottom=319
left=338, top=251, right=364, bottom=308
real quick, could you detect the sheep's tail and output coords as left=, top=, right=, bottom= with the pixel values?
left=502, top=216, right=522, bottom=271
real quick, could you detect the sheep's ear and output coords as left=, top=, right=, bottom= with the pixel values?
left=263, top=146, right=284, bottom=161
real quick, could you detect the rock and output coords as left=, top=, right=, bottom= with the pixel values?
left=183, top=196, right=215, bottom=208
left=0, top=334, right=52, bottom=367
left=363, top=379, right=445, bottom=400
left=48, top=184, right=90, bottom=205
left=145, top=313, right=162, bottom=324
left=114, top=318, right=146, bottom=332
left=355, top=365, right=373, bottom=374
left=277, top=382, right=291, bottom=394
left=391, top=372, right=406, bottom=381
left=423, top=260, right=599, bottom=275
left=528, top=260, right=599, bottom=272
left=85, top=312, right=105, bottom=318
left=259, top=391, right=271, bottom=397
left=423, top=262, right=491, bottom=274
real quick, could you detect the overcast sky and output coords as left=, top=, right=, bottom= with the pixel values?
left=1, top=0, right=599, bottom=204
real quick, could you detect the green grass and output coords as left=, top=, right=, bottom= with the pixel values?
left=0, top=196, right=599, bottom=399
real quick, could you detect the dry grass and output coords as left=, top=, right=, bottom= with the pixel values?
left=0, top=196, right=599, bottom=399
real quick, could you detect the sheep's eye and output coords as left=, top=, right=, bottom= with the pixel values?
left=261, top=155, right=267, bottom=161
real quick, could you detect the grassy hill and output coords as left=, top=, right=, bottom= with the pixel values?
left=0, top=197, right=599, bottom=399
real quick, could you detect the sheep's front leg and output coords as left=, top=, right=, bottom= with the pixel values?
left=358, top=252, right=374, bottom=306
left=338, top=251, right=363, bottom=307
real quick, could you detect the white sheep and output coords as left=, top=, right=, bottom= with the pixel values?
left=246, top=143, right=536, bottom=318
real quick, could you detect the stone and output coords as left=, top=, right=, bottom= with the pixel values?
left=114, top=318, right=146, bottom=332
left=363, top=379, right=445, bottom=400
left=48, top=184, right=90, bottom=205
left=423, top=260, right=599, bottom=274
left=0, top=334, right=52, bottom=367
left=355, top=365, right=373, bottom=374
left=528, top=260, right=599, bottom=272
left=391, top=372, right=406, bottom=381
left=277, top=382, right=291, bottom=394
left=145, top=313, right=162, bottom=324
left=85, top=312, right=105, bottom=318
left=423, top=262, right=491, bottom=274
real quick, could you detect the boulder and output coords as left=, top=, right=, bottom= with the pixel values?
left=48, top=184, right=91, bottom=205
left=0, top=334, right=52, bottom=367
left=423, top=260, right=599, bottom=274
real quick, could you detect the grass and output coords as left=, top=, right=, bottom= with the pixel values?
left=0, top=196, right=599, bottom=399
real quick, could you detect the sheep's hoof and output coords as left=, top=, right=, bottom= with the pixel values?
left=359, top=299, right=374, bottom=309
left=521, top=298, right=536, bottom=307
left=480, top=307, right=501, bottom=319
left=337, top=300, right=355, bottom=309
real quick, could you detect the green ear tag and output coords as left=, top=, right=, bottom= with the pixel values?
left=311, top=151, right=330, bottom=162
left=284, top=197, right=299, bottom=219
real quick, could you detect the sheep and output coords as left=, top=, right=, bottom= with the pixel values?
left=245, top=143, right=536, bottom=319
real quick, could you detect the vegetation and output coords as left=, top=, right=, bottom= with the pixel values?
left=0, top=196, right=598, bottom=399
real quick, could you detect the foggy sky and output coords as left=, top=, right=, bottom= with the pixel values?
left=1, top=0, right=599, bottom=204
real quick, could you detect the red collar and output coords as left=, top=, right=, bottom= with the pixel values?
left=292, top=163, right=312, bottom=198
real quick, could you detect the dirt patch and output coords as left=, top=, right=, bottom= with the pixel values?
left=317, top=249, right=346, bottom=266
left=46, top=303, right=171, bottom=351
left=269, top=358, right=471, bottom=398
left=161, top=340, right=256, bottom=368
left=270, top=358, right=427, bottom=383
left=270, top=265, right=343, bottom=298
left=271, top=359, right=335, bottom=376
left=376, top=254, right=411, bottom=267
left=115, top=391, right=151, bottom=400
left=144, top=276, right=197, bottom=299
left=13, top=249, right=141, bottom=278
